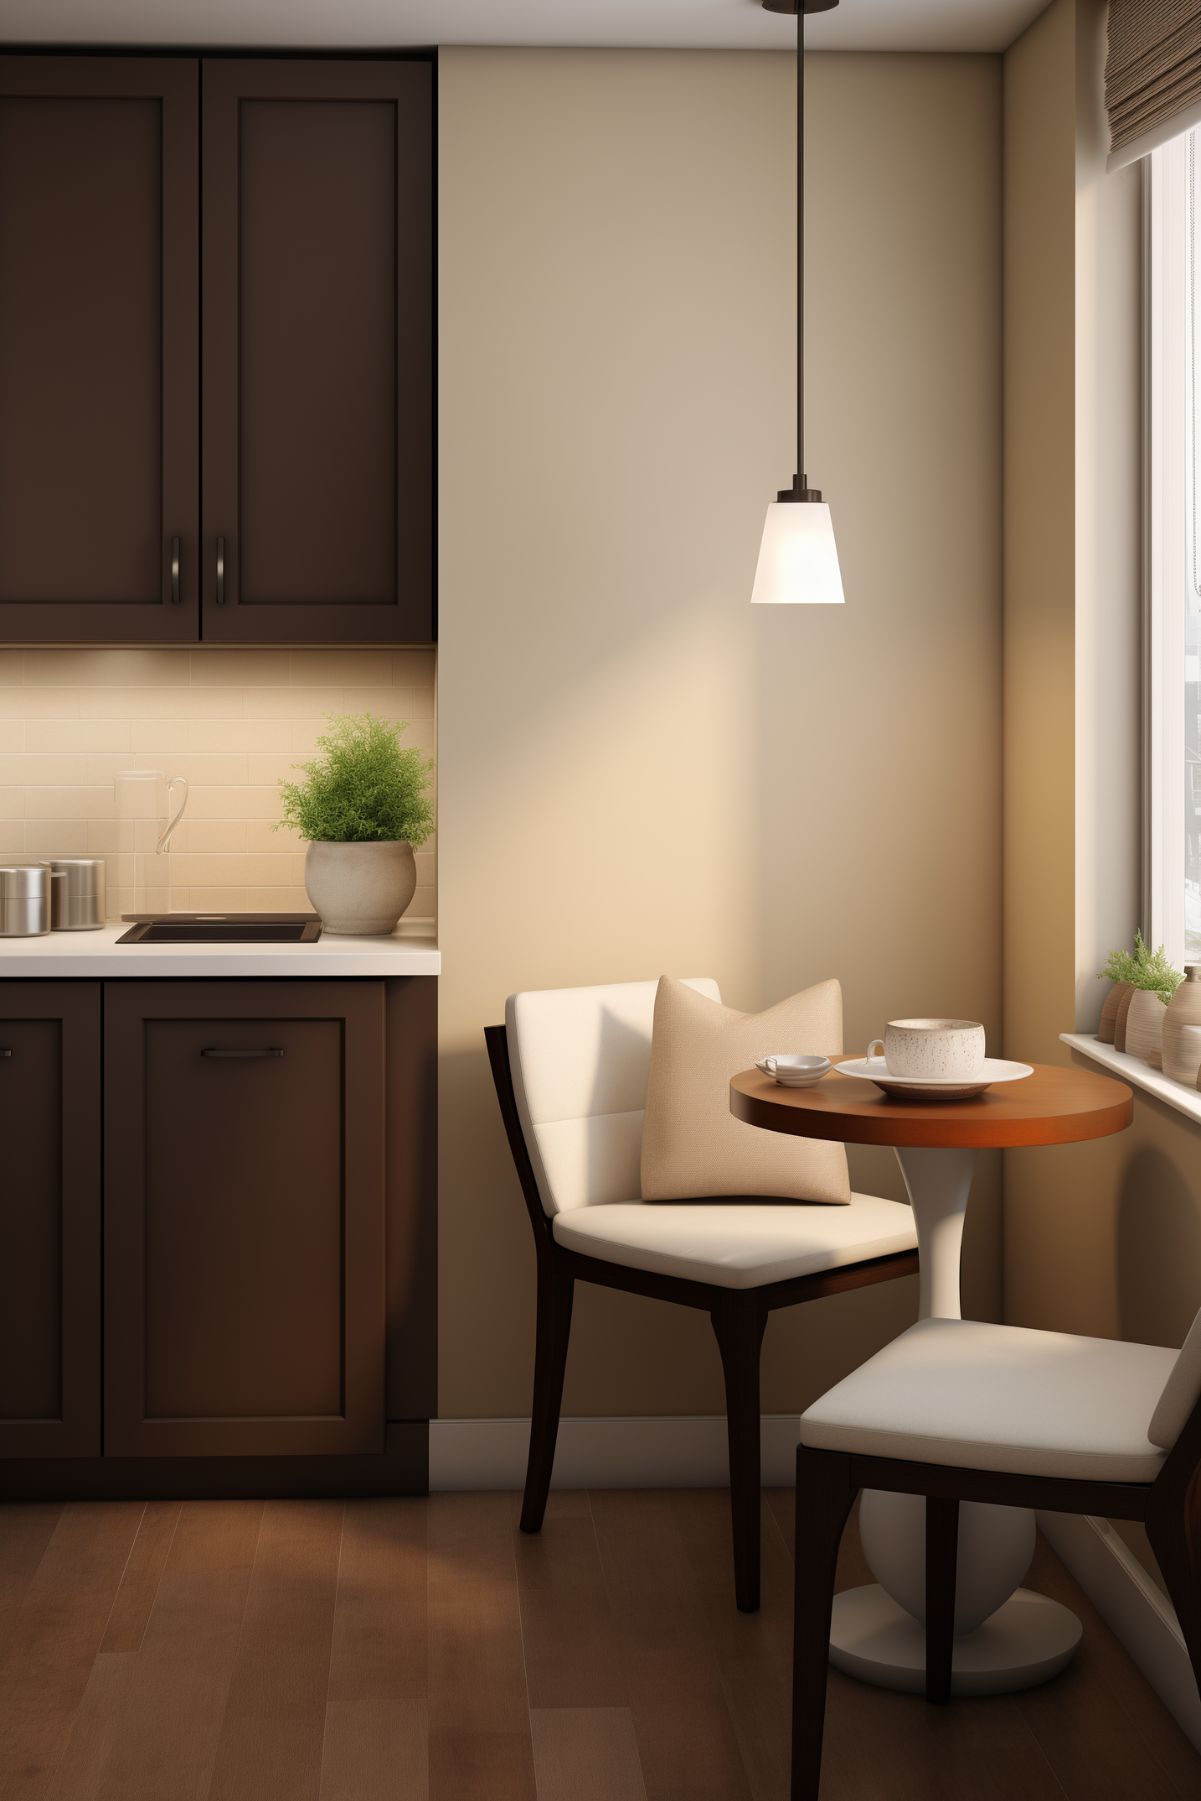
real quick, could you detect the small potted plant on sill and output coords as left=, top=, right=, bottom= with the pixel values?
left=1097, top=932, right=1183, bottom=1068
left=278, top=713, right=434, bottom=936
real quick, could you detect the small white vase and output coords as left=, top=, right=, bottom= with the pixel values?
left=304, top=840, right=416, bottom=936
left=1123, top=988, right=1167, bottom=1069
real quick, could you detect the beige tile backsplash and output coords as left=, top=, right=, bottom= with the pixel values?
left=0, top=649, right=436, bottom=922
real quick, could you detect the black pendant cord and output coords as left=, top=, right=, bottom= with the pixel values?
left=764, top=0, right=833, bottom=504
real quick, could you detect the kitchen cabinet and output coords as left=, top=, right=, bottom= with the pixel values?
left=0, top=53, right=433, bottom=647
left=0, top=58, right=199, bottom=642
left=0, top=972, right=435, bottom=1495
left=202, top=61, right=433, bottom=643
left=0, top=983, right=100, bottom=1457
left=104, top=980, right=387, bottom=1457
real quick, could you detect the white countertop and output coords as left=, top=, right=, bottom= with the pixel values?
left=0, top=918, right=439, bottom=978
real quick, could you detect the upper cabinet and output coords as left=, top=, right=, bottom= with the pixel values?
left=0, top=58, right=200, bottom=642
left=0, top=54, right=433, bottom=646
left=201, top=61, right=433, bottom=643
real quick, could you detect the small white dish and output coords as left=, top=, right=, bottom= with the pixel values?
left=837, top=1056, right=1034, bottom=1101
left=755, top=1054, right=832, bottom=1088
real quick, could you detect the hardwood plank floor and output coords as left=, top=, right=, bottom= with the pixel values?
left=0, top=1491, right=1195, bottom=1801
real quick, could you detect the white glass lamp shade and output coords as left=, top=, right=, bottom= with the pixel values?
left=750, top=499, right=845, bottom=606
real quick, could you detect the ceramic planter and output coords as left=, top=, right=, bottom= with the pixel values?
left=304, top=839, right=416, bottom=936
left=1123, top=988, right=1167, bottom=1068
left=1164, top=967, right=1201, bottom=1084
left=1097, top=981, right=1131, bottom=1045
left=1112, top=984, right=1137, bottom=1052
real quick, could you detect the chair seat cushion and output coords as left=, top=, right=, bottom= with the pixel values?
left=551, top=1194, right=917, bottom=1290
left=800, top=1317, right=1176, bottom=1483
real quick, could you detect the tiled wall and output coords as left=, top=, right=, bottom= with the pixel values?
left=0, top=648, right=436, bottom=921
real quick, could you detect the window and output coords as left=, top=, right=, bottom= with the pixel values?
left=1148, top=127, right=1201, bottom=967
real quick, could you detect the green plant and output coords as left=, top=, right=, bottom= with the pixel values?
left=278, top=713, right=434, bottom=845
left=1098, top=930, right=1183, bottom=1003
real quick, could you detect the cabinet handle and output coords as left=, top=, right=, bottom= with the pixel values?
left=216, top=535, right=226, bottom=605
left=170, top=536, right=181, bottom=605
left=0, top=1048, right=11, bottom=1058
left=200, top=1046, right=285, bottom=1060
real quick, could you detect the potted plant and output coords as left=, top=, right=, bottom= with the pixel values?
left=1097, top=932, right=1183, bottom=1067
left=278, top=713, right=434, bottom=936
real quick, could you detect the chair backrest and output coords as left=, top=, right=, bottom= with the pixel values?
left=1148, top=1302, right=1201, bottom=1449
left=505, top=976, right=720, bottom=1215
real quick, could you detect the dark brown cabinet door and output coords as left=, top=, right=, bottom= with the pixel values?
left=201, top=60, right=433, bottom=644
left=0, top=58, right=199, bottom=641
left=104, top=981, right=386, bottom=1457
left=0, top=983, right=100, bottom=1456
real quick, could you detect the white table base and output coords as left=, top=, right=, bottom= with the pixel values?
left=829, top=1143, right=1083, bottom=1694
left=829, top=1586, right=1082, bottom=1696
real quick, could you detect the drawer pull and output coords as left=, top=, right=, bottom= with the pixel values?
left=0, top=1047, right=11, bottom=1058
left=200, top=1046, right=285, bottom=1060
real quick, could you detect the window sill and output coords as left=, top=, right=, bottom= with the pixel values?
left=1060, top=1032, right=1201, bottom=1126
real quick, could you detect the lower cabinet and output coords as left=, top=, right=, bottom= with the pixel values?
left=0, top=974, right=435, bottom=1491
left=0, top=983, right=100, bottom=1456
left=104, top=981, right=387, bottom=1457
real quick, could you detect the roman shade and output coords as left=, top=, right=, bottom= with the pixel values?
left=1106, top=0, right=1201, bottom=167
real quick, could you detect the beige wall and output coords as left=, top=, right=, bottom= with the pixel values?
left=0, top=648, right=436, bottom=918
left=438, top=48, right=1004, bottom=1418
left=1001, top=0, right=1201, bottom=1591
left=1002, top=0, right=1078, bottom=1071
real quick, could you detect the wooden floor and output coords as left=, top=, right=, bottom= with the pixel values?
left=0, top=1490, right=1196, bottom=1801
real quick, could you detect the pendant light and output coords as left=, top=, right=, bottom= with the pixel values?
left=751, top=0, right=845, bottom=606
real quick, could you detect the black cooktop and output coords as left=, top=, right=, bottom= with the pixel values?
left=117, top=913, right=322, bottom=944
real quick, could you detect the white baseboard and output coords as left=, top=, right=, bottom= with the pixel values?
left=1037, top=1511, right=1201, bottom=1752
left=428, top=1414, right=801, bottom=1492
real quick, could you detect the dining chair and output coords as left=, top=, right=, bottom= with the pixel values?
left=788, top=1311, right=1201, bottom=1799
left=484, top=976, right=920, bottom=1613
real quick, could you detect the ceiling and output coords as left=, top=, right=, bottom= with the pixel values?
left=0, top=0, right=1052, bottom=55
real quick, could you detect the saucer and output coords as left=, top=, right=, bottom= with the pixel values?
left=755, top=1054, right=832, bottom=1088
left=837, top=1056, right=1034, bottom=1101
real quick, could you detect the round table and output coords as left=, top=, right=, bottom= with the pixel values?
left=729, top=1059, right=1133, bottom=1696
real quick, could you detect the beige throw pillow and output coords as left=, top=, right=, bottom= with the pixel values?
left=641, top=975, right=851, bottom=1205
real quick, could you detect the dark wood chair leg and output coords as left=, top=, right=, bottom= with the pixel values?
left=1145, top=1475, right=1201, bottom=1706
left=791, top=1447, right=857, bottom=1801
left=711, top=1297, right=769, bottom=1613
left=924, top=1494, right=959, bottom=1704
left=520, top=1259, right=574, bottom=1534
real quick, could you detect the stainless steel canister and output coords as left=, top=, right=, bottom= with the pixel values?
left=49, top=857, right=106, bottom=931
left=0, top=863, right=51, bottom=936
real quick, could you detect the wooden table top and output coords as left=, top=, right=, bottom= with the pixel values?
left=729, top=1060, right=1133, bottom=1150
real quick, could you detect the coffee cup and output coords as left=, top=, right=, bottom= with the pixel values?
left=866, top=1018, right=985, bottom=1081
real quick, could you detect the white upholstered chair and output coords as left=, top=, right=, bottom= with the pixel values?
left=484, top=976, right=920, bottom=1612
left=789, top=1309, right=1201, bottom=1798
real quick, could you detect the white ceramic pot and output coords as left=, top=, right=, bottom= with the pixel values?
left=304, top=839, right=416, bottom=936
left=1123, top=988, right=1166, bottom=1069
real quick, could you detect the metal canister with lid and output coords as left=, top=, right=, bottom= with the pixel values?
left=0, top=862, right=52, bottom=936
left=49, top=856, right=106, bottom=931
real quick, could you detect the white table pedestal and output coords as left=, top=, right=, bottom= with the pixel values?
left=827, top=1145, right=1083, bottom=1695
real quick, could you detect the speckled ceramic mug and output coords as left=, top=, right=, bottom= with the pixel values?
left=867, top=1018, right=986, bottom=1081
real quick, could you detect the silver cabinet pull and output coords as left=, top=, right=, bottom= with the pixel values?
left=200, top=1046, right=284, bottom=1060
left=170, top=536, right=181, bottom=605
left=0, top=1048, right=11, bottom=1059
left=216, top=535, right=226, bottom=605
